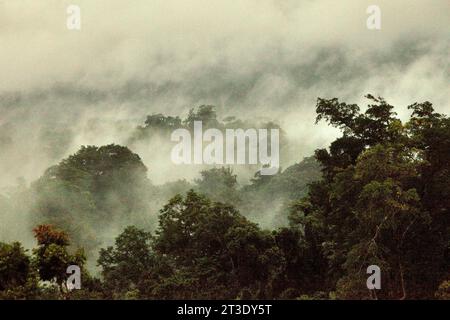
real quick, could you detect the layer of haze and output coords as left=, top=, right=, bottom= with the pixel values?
left=0, top=1, right=449, bottom=251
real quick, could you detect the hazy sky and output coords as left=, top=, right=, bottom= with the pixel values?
left=0, top=0, right=449, bottom=186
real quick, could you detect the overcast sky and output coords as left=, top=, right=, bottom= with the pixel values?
left=0, top=0, right=449, bottom=185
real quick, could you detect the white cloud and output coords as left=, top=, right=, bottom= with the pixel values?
left=0, top=0, right=448, bottom=186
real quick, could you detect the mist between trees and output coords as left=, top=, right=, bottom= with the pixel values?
left=0, top=96, right=449, bottom=300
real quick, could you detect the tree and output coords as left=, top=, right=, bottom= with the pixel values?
left=183, top=105, right=221, bottom=129
left=130, top=114, right=183, bottom=142
left=293, top=95, right=449, bottom=299
left=31, top=144, right=153, bottom=257
left=153, top=190, right=283, bottom=299
left=32, top=225, right=85, bottom=290
left=240, top=156, right=322, bottom=227
left=0, top=242, right=31, bottom=291
left=98, top=226, right=154, bottom=298
left=195, top=167, right=241, bottom=205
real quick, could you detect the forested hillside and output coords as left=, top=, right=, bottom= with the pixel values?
left=0, top=96, right=449, bottom=300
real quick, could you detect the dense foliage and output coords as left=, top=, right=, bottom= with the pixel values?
left=0, top=96, right=448, bottom=299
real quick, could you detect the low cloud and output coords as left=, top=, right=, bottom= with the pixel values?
left=0, top=0, right=448, bottom=187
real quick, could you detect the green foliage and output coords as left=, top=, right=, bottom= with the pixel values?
left=292, top=95, right=450, bottom=299
left=241, top=156, right=322, bottom=227
left=0, top=242, right=30, bottom=291
left=98, top=226, right=153, bottom=297
left=152, top=190, right=283, bottom=299
left=32, top=225, right=85, bottom=287
left=131, top=114, right=183, bottom=143
left=184, top=105, right=221, bottom=129
left=30, top=144, right=153, bottom=257
left=1, top=95, right=448, bottom=300
left=195, top=167, right=241, bottom=204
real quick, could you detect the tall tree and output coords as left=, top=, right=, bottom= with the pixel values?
left=32, top=225, right=85, bottom=290
left=98, top=226, right=154, bottom=298
left=293, top=95, right=449, bottom=299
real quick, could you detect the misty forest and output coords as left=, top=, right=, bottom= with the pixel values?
left=0, top=96, right=449, bottom=300
left=1, top=0, right=449, bottom=302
